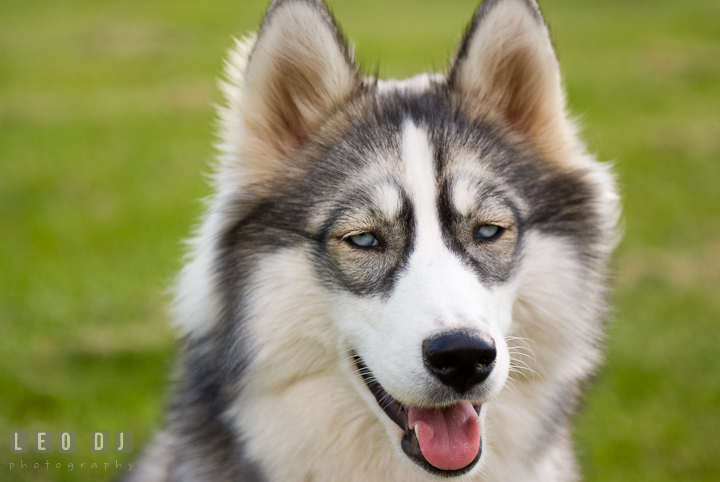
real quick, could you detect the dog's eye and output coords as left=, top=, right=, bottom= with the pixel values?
left=476, top=224, right=503, bottom=240
left=348, top=233, right=380, bottom=248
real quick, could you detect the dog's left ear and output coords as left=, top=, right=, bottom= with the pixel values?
left=238, top=0, right=360, bottom=185
left=449, top=0, right=574, bottom=157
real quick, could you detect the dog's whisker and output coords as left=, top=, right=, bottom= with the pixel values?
left=508, top=349, right=537, bottom=359
left=509, top=359, right=544, bottom=382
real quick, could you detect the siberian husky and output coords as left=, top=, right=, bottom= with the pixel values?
left=129, top=0, right=620, bottom=480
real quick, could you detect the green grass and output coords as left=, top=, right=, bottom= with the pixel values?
left=1, top=0, right=718, bottom=480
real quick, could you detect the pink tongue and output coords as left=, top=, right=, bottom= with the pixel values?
left=408, top=402, right=480, bottom=471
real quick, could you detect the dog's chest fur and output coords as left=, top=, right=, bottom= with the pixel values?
left=127, top=1, right=619, bottom=481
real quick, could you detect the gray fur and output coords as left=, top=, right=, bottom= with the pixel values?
left=128, top=0, right=619, bottom=480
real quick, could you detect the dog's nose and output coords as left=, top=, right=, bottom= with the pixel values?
left=422, top=332, right=496, bottom=394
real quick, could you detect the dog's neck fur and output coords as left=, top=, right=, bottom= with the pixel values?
left=127, top=1, right=620, bottom=481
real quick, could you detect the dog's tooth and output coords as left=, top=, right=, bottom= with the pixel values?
left=414, top=424, right=420, bottom=440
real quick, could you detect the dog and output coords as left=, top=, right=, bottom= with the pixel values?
left=128, top=0, right=620, bottom=480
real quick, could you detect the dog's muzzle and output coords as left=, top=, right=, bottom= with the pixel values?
left=354, top=332, right=495, bottom=477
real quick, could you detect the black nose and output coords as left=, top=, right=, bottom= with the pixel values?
left=422, top=331, right=496, bottom=394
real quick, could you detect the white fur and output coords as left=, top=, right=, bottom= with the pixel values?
left=231, top=250, right=414, bottom=481
left=351, top=123, right=512, bottom=410
left=162, top=0, right=621, bottom=480
left=171, top=205, right=227, bottom=337
left=371, top=182, right=403, bottom=220
left=230, top=123, right=524, bottom=480
left=172, top=35, right=257, bottom=338
left=376, top=73, right=443, bottom=94
left=228, top=233, right=602, bottom=482
left=451, top=174, right=482, bottom=217
left=482, top=233, right=600, bottom=481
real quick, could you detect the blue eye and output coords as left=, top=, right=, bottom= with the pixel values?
left=349, top=233, right=379, bottom=248
left=476, top=224, right=502, bottom=239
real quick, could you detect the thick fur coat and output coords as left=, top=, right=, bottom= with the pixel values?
left=128, top=0, right=620, bottom=480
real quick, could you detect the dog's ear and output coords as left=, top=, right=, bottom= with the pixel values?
left=237, top=0, right=359, bottom=183
left=449, top=0, right=573, bottom=157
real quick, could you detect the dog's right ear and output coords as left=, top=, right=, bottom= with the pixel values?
left=237, top=0, right=359, bottom=185
left=448, top=0, right=574, bottom=159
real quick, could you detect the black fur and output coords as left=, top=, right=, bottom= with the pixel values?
left=130, top=0, right=616, bottom=479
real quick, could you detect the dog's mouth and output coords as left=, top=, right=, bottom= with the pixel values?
left=353, top=355, right=482, bottom=477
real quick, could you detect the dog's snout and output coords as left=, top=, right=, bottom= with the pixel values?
left=422, top=332, right=496, bottom=394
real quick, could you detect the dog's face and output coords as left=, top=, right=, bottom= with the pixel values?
left=322, top=119, right=518, bottom=475
left=175, top=0, right=617, bottom=478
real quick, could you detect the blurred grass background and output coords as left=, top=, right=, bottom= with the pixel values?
left=1, top=0, right=718, bottom=480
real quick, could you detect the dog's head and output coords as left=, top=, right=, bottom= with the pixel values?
left=176, top=0, right=618, bottom=478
